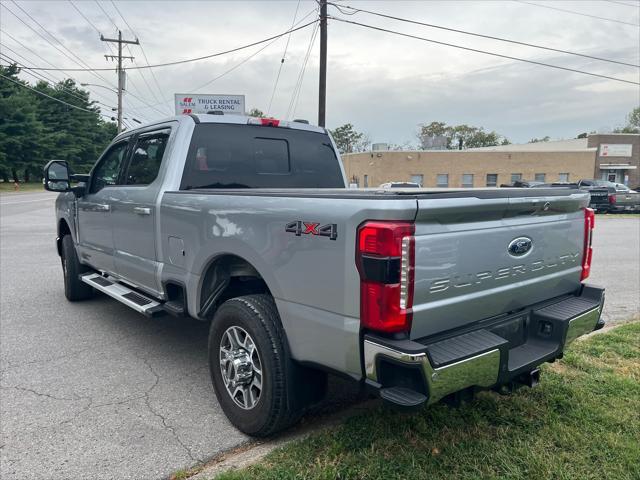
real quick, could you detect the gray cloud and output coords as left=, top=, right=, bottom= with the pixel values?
left=3, top=0, right=638, bottom=143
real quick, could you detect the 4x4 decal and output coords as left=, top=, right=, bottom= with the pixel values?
left=285, top=221, right=337, bottom=240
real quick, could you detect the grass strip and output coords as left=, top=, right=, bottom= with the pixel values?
left=215, top=321, right=640, bottom=480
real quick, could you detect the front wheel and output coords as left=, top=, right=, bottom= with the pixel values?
left=208, top=294, right=305, bottom=437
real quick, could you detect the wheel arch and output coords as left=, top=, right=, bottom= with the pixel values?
left=56, top=218, right=73, bottom=257
left=196, top=253, right=276, bottom=320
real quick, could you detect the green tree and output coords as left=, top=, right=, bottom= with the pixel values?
left=418, top=121, right=508, bottom=150
left=613, top=107, right=639, bottom=134
left=329, top=123, right=370, bottom=154
left=0, top=64, right=117, bottom=182
left=0, top=65, right=45, bottom=182
left=248, top=108, right=265, bottom=118
left=529, top=136, right=551, bottom=143
left=628, top=107, right=640, bottom=129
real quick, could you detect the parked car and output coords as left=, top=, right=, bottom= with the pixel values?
left=578, top=180, right=640, bottom=213
left=379, top=181, right=421, bottom=188
left=44, top=114, right=605, bottom=436
left=499, top=180, right=545, bottom=188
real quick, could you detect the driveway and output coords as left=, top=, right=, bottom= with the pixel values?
left=0, top=193, right=638, bottom=479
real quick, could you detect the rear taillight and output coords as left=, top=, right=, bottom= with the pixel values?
left=581, top=208, right=595, bottom=281
left=608, top=194, right=616, bottom=204
left=356, top=221, right=415, bottom=333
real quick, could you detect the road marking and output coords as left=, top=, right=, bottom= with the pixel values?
left=0, top=197, right=57, bottom=205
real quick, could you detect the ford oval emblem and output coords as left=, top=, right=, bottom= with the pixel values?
left=508, top=237, right=533, bottom=257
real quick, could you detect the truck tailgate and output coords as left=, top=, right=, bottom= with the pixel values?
left=410, top=192, right=589, bottom=339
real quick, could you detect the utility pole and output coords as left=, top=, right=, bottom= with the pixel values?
left=318, top=0, right=327, bottom=127
left=101, top=31, right=139, bottom=133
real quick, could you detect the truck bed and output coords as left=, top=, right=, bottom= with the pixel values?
left=159, top=187, right=589, bottom=378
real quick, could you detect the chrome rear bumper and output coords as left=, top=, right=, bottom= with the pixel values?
left=363, top=285, right=604, bottom=405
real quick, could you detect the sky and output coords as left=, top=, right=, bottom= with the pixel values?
left=1, top=0, right=639, bottom=145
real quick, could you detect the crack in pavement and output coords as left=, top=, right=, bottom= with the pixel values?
left=1, top=385, right=81, bottom=402
left=0, top=324, right=172, bottom=374
left=138, top=355, right=202, bottom=465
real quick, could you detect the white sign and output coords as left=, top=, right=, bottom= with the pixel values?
left=174, top=94, right=245, bottom=115
left=599, top=144, right=633, bottom=157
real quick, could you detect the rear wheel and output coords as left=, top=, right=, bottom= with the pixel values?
left=61, top=235, right=93, bottom=301
left=208, top=294, right=319, bottom=436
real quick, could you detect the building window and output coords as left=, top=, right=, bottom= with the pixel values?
left=410, top=174, right=423, bottom=186
left=558, top=173, right=569, bottom=182
left=363, top=174, right=369, bottom=188
left=436, top=174, right=449, bottom=188
left=511, top=173, right=522, bottom=183
left=461, top=174, right=474, bottom=187
left=486, top=173, right=498, bottom=187
left=535, top=173, right=546, bottom=182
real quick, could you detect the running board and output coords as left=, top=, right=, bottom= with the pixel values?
left=81, top=273, right=164, bottom=317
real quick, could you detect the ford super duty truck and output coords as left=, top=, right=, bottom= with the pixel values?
left=44, top=113, right=605, bottom=436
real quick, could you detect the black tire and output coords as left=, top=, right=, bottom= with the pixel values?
left=208, top=294, right=312, bottom=437
left=61, top=235, right=93, bottom=301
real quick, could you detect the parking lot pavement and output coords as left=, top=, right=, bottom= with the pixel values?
left=588, top=215, right=640, bottom=325
left=0, top=194, right=638, bottom=480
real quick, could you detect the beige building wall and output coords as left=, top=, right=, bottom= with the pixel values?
left=341, top=150, right=597, bottom=188
left=588, top=134, right=640, bottom=188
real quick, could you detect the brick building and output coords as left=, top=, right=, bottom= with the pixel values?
left=341, top=134, right=639, bottom=189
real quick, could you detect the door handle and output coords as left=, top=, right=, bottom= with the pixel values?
left=133, top=207, right=152, bottom=215
left=95, top=204, right=110, bottom=212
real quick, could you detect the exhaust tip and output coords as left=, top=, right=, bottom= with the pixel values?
left=521, top=368, right=541, bottom=388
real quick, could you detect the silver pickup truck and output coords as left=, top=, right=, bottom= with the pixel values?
left=44, top=114, right=605, bottom=436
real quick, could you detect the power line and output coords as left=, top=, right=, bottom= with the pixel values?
left=191, top=32, right=287, bottom=93
left=5, top=0, right=118, bottom=88
left=0, top=50, right=115, bottom=111
left=287, top=18, right=320, bottom=119
left=0, top=29, right=122, bottom=110
left=109, top=0, right=171, bottom=114
left=93, top=0, right=165, bottom=112
left=0, top=72, right=113, bottom=118
left=329, top=2, right=640, bottom=68
left=136, top=7, right=319, bottom=111
left=267, top=0, right=302, bottom=115
left=515, top=0, right=640, bottom=27
left=66, top=1, right=160, bottom=117
left=94, top=0, right=119, bottom=32
left=0, top=1, right=126, bottom=111
left=328, top=16, right=640, bottom=86
left=604, top=0, right=640, bottom=7
left=2, top=27, right=153, bottom=122
left=68, top=1, right=118, bottom=59
left=17, top=20, right=318, bottom=72
left=68, top=0, right=104, bottom=39
left=291, top=24, right=320, bottom=119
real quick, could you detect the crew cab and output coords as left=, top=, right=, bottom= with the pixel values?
left=44, top=114, right=605, bottom=436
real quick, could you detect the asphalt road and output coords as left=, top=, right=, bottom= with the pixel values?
left=1, top=193, right=638, bottom=480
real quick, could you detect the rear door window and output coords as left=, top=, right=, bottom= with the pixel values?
left=180, top=124, right=344, bottom=189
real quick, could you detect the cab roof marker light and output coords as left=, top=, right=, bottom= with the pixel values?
left=247, top=117, right=282, bottom=127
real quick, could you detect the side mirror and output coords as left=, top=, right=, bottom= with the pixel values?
left=43, top=160, right=71, bottom=192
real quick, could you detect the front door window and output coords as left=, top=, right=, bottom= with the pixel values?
left=90, top=141, right=129, bottom=193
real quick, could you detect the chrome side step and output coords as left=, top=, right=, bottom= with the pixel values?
left=81, top=273, right=164, bottom=317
